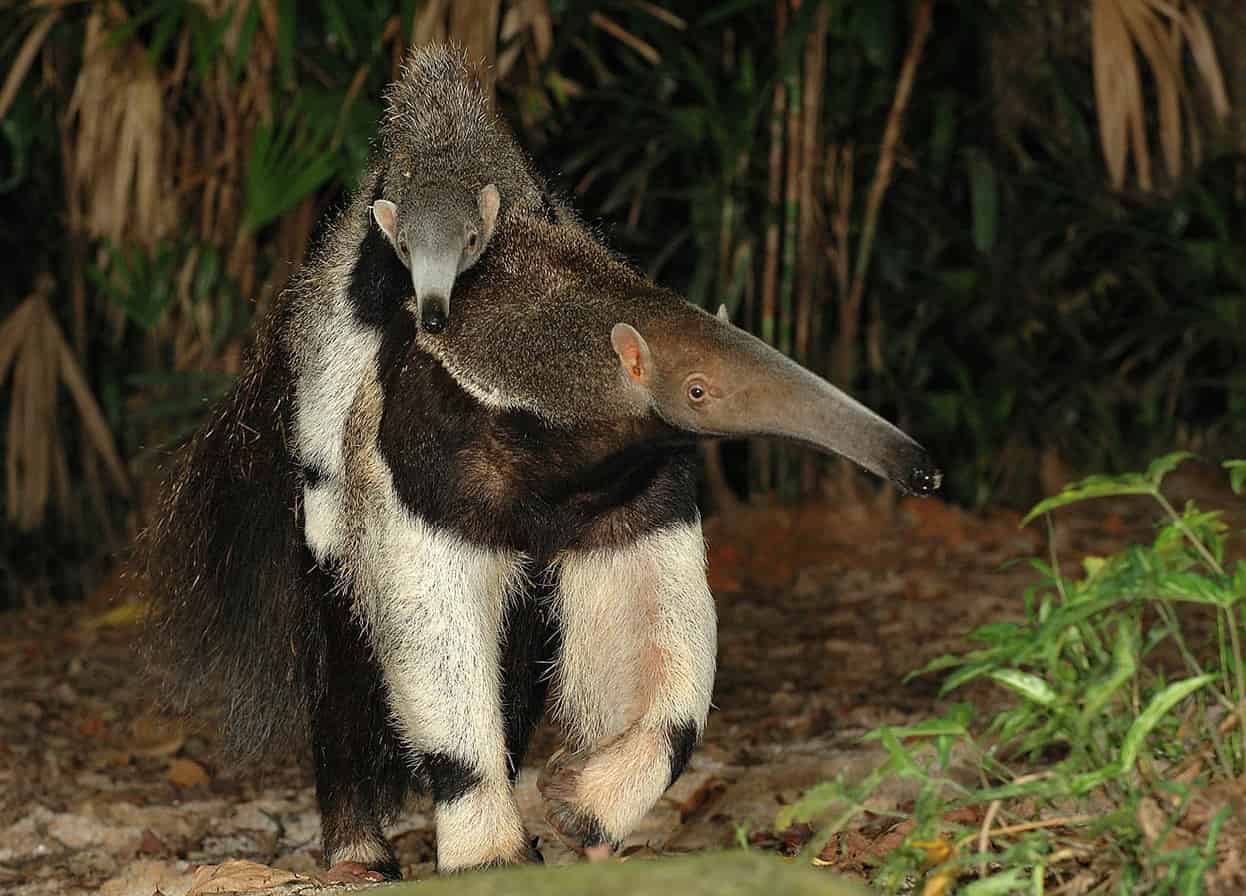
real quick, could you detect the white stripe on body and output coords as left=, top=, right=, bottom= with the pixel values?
left=338, top=373, right=532, bottom=870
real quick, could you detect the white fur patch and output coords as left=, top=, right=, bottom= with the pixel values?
left=295, top=323, right=382, bottom=474
left=552, top=520, right=716, bottom=746
left=549, top=520, right=716, bottom=839
left=355, top=483, right=524, bottom=773
left=435, top=784, right=528, bottom=871
left=346, top=457, right=531, bottom=867
left=303, top=481, right=340, bottom=565
left=329, top=833, right=391, bottom=869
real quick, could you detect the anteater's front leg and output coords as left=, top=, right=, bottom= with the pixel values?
left=356, top=513, right=538, bottom=873
left=541, top=520, right=716, bottom=850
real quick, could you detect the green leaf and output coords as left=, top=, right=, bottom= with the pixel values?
left=1022, top=475, right=1155, bottom=526
left=1120, top=675, right=1216, bottom=771
left=967, top=151, right=998, bottom=254
left=276, top=0, right=296, bottom=86
left=1069, top=762, right=1123, bottom=795
left=988, top=669, right=1057, bottom=706
left=1154, top=571, right=1238, bottom=607
left=230, top=1, right=261, bottom=84
left=878, top=729, right=926, bottom=779
left=960, top=868, right=1030, bottom=895
left=1224, top=460, right=1246, bottom=495
left=243, top=99, right=340, bottom=232
left=1081, top=624, right=1137, bottom=718
left=861, top=707, right=972, bottom=741
left=1145, top=451, right=1197, bottom=487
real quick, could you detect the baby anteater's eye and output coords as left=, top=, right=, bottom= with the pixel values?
left=398, top=239, right=409, bottom=257
left=466, top=231, right=479, bottom=252
left=688, top=382, right=707, bottom=402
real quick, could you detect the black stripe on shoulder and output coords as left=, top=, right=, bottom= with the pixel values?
left=348, top=175, right=412, bottom=329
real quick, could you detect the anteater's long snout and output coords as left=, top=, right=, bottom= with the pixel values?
left=642, top=312, right=942, bottom=496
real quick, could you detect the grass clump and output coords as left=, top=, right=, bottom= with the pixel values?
left=780, top=453, right=1246, bottom=895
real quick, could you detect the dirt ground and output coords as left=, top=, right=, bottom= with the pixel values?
left=1, top=468, right=1237, bottom=895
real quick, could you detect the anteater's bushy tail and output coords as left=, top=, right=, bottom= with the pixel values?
left=141, top=299, right=322, bottom=759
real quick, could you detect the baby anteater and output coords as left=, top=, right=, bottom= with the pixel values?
left=371, top=43, right=564, bottom=332
left=292, top=43, right=569, bottom=568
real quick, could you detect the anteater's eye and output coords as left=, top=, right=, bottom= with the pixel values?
left=399, top=239, right=409, bottom=257
left=688, top=382, right=707, bottom=402
left=466, top=231, right=479, bottom=252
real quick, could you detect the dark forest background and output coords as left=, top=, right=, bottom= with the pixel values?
left=2, top=0, right=1245, bottom=605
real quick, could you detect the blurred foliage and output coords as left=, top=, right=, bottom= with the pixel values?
left=1, top=0, right=1244, bottom=602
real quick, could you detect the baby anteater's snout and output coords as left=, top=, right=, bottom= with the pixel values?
left=420, top=297, right=449, bottom=333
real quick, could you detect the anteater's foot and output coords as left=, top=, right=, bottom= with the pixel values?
left=321, top=860, right=397, bottom=884
left=442, top=837, right=544, bottom=874
left=538, top=747, right=619, bottom=855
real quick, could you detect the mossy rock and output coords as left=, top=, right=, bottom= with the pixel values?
left=379, top=851, right=871, bottom=895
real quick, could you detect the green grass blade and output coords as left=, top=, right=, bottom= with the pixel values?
left=1120, top=675, right=1216, bottom=771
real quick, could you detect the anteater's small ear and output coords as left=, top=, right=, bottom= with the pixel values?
left=372, top=200, right=400, bottom=247
left=611, top=323, right=653, bottom=385
left=717, top=304, right=730, bottom=323
left=478, top=184, right=500, bottom=243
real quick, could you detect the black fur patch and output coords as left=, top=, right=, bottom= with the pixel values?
left=499, top=567, right=560, bottom=780
left=309, top=560, right=410, bottom=874
left=374, top=315, right=699, bottom=558
left=554, top=811, right=613, bottom=851
left=666, top=720, right=700, bottom=789
left=346, top=177, right=412, bottom=330
left=301, top=463, right=326, bottom=488
left=423, top=753, right=483, bottom=804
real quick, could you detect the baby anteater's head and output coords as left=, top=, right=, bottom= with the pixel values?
left=372, top=180, right=500, bottom=333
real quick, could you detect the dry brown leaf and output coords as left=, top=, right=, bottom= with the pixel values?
left=590, top=11, right=660, bottom=65
left=186, top=860, right=306, bottom=896
left=1118, top=0, right=1182, bottom=179
left=167, top=757, right=211, bottom=789
left=1180, top=6, right=1230, bottom=118
left=0, top=9, right=60, bottom=121
left=130, top=715, right=186, bottom=759
left=922, top=870, right=956, bottom=896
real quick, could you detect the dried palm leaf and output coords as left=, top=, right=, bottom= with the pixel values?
left=67, top=11, right=175, bottom=248
left=1092, top=0, right=1231, bottom=190
left=589, top=12, right=660, bottom=65
left=0, top=8, right=60, bottom=121
left=0, top=279, right=129, bottom=531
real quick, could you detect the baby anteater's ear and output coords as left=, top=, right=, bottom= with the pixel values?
left=477, top=184, right=500, bottom=244
left=372, top=200, right=400, bottom=248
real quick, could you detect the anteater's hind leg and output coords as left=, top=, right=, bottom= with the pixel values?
left=309, top=561, right=409, bottom=880
left=540, top=520, right=716, bottom=851
left=356, top=514, right=538, bottom=873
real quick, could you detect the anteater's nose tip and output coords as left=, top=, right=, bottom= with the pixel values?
left=420, top=303, right=448, bottom=333
left=907, top=464, right=943, bottom=497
